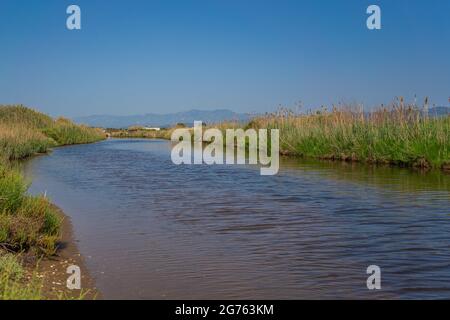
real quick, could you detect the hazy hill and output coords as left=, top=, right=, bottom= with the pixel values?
left=73, top=109, right=252, bottom=128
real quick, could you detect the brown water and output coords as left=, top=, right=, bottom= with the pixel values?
left=23, top=139, right=450, bottom=299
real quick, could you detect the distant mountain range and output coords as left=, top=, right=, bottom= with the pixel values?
left=73, top=106, right=449, bottom=129
left=73, top=109, right=253, bottom=128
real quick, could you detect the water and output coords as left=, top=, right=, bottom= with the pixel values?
left=23, top=139, right=450, bottom=299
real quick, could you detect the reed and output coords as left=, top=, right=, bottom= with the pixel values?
left=43, top=117, right=106, bottom=145
left=0, top=123, right=54, bottom=161
left=247, top=102, right=449, bottom=169
left=0, top=105, right=106, bottom=161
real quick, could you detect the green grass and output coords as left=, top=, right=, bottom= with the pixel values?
left=0, top=105, right=106, bottom=299
left=0, top=253, right=42, bottom=300
left=43, top=117, right=106, bottom=145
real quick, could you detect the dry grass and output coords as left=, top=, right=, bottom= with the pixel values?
left=0, top=105, right=106, bottom=161
left=42, top=117, right=106, bottom=145
left=0, top=123, right=54, bottom=161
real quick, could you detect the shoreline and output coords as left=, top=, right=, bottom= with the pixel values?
left=107, top=136, right=450, bottom=174
left=0, top=105, right=107, bottom=300
left=30, top=205, right=100, bottom=299
left=20, top=148, right=103, bottom=299
left=18, top=146, right=106, bottom=299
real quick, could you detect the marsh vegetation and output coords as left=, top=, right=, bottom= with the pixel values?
left=109, top=100, right=450, bottom=171
left=0, top=105, right=106, bottom=300
left=248, top=101, right=449, bottom=170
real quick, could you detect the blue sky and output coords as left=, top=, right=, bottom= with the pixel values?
left=0, top=0, right=449, bottom=117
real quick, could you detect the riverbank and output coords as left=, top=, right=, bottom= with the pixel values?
left=32, top=205, right=99, bottom=299
left=107, top=126, right=176, bottom=140
left=249, top=102, right=449, bottom=171
left=0, top=104, right=106, bottom=300
left=106, top=102, right=449, bottom=172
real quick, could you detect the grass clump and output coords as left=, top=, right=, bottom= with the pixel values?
left=0, top=167, right=61, bottom=255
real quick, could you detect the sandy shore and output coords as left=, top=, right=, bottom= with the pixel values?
left=32, top=205, right=101, bottom=300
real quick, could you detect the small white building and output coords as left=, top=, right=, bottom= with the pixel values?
left=142, top=127, right=161, bottom=131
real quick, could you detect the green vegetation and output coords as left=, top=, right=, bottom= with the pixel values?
left=0, top=253, right=42, bottom=300
left=248, top=103, right=450, bottom=170
left=107, top=126, right=176, bottom=140
left=0, top=105, right=105, bottom=161
left=0, top=104, right=106, bottom=299
left=105, top=101, right=449, bottom=171
left=43, top=117, right=106, bottom=145
left=0, top=167, right=61, bottom=255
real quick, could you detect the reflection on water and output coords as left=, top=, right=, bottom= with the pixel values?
left=23, top=139, right=450, bottom=299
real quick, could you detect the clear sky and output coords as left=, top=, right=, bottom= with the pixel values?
left=0, top=0, right=449, bottom=117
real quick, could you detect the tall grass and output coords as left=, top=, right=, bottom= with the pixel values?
left=0, top=105, right=105, bottom=161
left=0, top=169, right=61, bottom=255
left=0, top=123, right=54, bottom=161
left=0, top=164, right=61, bottom=300
left=248, top=102, right=450, bottom=169
left=0, top=105, right=54, bottom=129
left=43, top=117, right=106, bottom=145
